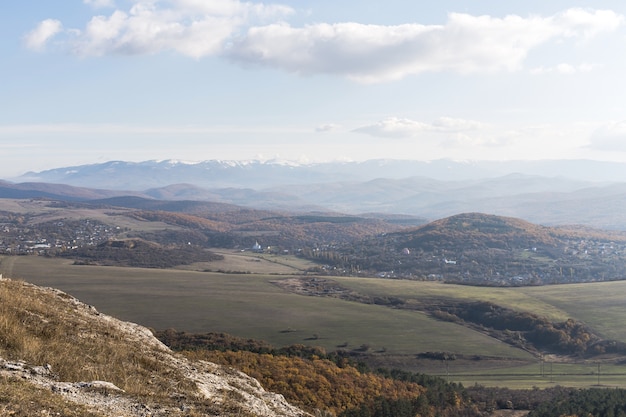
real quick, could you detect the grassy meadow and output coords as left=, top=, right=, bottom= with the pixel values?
left=334, top=276, right=626, bottom=344
left=0, top=255, right=526, bottom=357
left=453, top=361, right=626, bottom=389
left=4, top=253, right=626, bottom=388
left=518, top=282, right=626, bottom=342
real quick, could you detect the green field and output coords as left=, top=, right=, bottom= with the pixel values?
left=518, top=282, right=626, bottom=342
left=453, top=361, right=626, bottom=389
left=0, top=255, right=526, bottom=357
left=334, top=276, right=626, bottom=344
left=178, top=249, right=321, bottom=274
left=4, top=254, right=626, bottom=388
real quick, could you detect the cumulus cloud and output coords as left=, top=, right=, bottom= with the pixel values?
left=353, top=117, right=432, bottom=138
left=588, top=121, right=626, bottom=151
left=69, top=2, right=249, bottom=57
left=23, top=19, right=63, bottom=51
left=28, top=0, right=294, bottom=58
left=227, top=8, right=623, bottom=82
left=26, top=5, right=623, bottom=82
left=555, top=8, right=623, bottom=39
left=353, top=116, right=489, bottom=138
left=71, top=7, right=229, bottom=57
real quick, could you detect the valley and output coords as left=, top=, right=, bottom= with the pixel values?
left=4, top=253, right=626, bottom=390
left=4, top=169, right=626, bottom=414
left=8, top=0, right=626, bottom=410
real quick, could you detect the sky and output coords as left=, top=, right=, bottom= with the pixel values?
left=2, top=1, right=626, bottom=178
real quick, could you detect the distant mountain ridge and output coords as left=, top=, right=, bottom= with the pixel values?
left=15, top=158, right=626, bottom=189
left=0, top=180, right=145, bottom=201
left=6, top=158, right=626, bottom=229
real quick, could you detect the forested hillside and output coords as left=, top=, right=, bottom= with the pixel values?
left=307, top=213, right=626, bottom=286
left=157, top=330, right=626, bottom=417
left=4, top=199, right=626, bottom=286
left=156, top=330, right=480, bottom=417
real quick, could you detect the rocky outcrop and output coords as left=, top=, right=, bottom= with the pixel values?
left=0, top=277, right=310, bottom=417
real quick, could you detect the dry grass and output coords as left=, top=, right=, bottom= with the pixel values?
left=0, top=277, right=312, bottom=417
left=0, top=278, right=196, bottom=405
left=0, top=375, right=106, bottom=417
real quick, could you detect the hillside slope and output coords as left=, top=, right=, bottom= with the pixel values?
left=316, top=212, right=626, bottom=285
left=0, top=276, right=309, bottom=417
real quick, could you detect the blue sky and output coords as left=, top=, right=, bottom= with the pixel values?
left=2, top=1, right=626, bottom=177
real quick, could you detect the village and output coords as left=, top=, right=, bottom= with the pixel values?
left=0, top=217, right=125, bottom=255
left=307, top=235, right=626, bottom=286
left=3, top=207, right=626, bottom=287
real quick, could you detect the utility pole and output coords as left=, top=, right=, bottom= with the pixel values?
left=550, top=362, right=553, bottom=383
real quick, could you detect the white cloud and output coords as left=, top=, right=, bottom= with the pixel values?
left=23, top=19, right=63, bottom=51
left=70, top=4, right=242, bottom=57
left=31, top=0, right=293, bottom=58
left=26, top=6, right=622, bottom=82
left=353, top=116, right=488, bottom=139
left=228, top=8, right=624, bottom=82
left=352, top=116, right=535, bottom=151
left=353, top=117, right=432, bottom=138
left=555, top=8, right=623, bottom=40
left=588, top=121, right=626, bottom=151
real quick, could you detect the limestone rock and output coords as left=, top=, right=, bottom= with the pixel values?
left=0, top=278, right=311, bottom=417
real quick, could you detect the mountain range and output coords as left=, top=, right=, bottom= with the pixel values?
left=5, top=158, right=626, bottom=229
left=15, top=158, right=626, bottom=188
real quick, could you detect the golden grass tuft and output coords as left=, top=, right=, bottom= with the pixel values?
left=0, top=278, right=195, bottom=403
left=0, top=375, right=106, bottom=417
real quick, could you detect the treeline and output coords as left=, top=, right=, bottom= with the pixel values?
left=430, top=301, right=617, bottom=356
left=130, top=229, right=237, bottom=248
left=527, top=388, right=626, bottom=417
left=59, top=239, right=222, bottom=268
left=466, top=386, right=575, bottom=411
left=190, top=350, right=432, bottom=416
left=130, top=209, right=400, bottom=250
left=469, top=385, right=626, bottom=415
left=156, top=330, right=626, bottom=416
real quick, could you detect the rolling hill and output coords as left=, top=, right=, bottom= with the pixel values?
left=3, top=193, right=626, bottom=286
left=0, top=197, right=415, bottom=267
left=315, top=213, right=626, bottom=286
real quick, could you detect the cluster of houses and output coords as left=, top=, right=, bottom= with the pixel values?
left=0, top=219, right=123, bottom=255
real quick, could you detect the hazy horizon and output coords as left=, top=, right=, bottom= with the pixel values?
left=2, top=1, right=626, bottom=177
